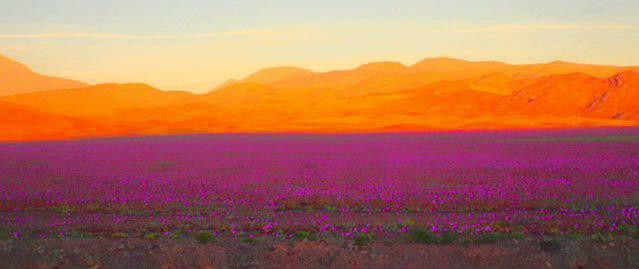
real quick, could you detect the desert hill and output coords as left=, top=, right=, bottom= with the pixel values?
left=240, top=57, right=637, bottom=97
left=1, top=56, right=638, bottom=141
left=0, top=54, right=88, bottom=96
left=2, top=83, right=196, bottom=117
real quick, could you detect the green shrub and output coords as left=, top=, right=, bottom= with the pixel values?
left=619, top=225, right=639, bottom=239
left=169, top=230, right=185, bottom=239
left=68, top=231, right=95, bottom=239
left=325, top=206, right=338, bottom=212
left=405, top=227, right=439, bottom=244
left=145, top=233, right=159, bottom=239
left=196, top=231, right=216, bottom=244
left=401, top=218, right=415, bottom=227
left=591, top=233, right=614, bottom=243
left=471, top=232, right=527, bottom=244
left=353, top=233, right=375, bottom=246
left=475, top=232, right=507, bottom=244
left=241, top=236, right=258, bottom=244
left=111, top=232, right=128, bottom=239
left=438, top=231, right=458, bottom=244
left=0, top=231, right=9, bottom=240
left=510, top=232, right=526, bottom=239
left=49, top=233, right=63, bottom=239
left=566, top=233, right=585, bottom=240
left=293, top=231, right=316, bottom=241
left=54, top=204, right=76, bottom=215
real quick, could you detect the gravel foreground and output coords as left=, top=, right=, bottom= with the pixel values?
left=1, top=237, right=638, bottom=269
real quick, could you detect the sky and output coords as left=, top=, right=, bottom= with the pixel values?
left=1, top=0, right=638, bottom=92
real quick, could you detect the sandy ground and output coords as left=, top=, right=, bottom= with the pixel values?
left=0, top=237, right=638, bottom=269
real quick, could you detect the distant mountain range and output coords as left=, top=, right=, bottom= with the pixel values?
left=1, top=54, right=638, bottom=141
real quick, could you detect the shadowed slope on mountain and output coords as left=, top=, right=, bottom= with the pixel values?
left=1, top=83, right=196, bottom=117
left=498, top=71, right=639, bottom=120
left=0, top=101, right=123, bottom=141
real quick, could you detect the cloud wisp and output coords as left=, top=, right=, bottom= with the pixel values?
left=1, top=23, right=635, bottom=40
left=446, top=23, right=636, bottom=33
left=0, top=29, right=275, bottom=40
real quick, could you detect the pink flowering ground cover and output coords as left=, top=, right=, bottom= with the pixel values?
left=1, top=128, right=638, bottom=243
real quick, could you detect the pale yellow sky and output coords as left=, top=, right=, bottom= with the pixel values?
left=2, top=1, right=638, bottom=92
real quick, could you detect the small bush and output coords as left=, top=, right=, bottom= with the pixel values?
left=566, top=233, right=585, bottom=240
left=401, top=218, right=415, bottom=227
left=68, top=231, right=95, bottom=239
left=353, top=233, right=375, bottom=246
left=620, top=225, right=639, bottom=239
left=49, top=233, right=63, bottom=239
left=168, top=230, right=185, bottom=239
left=293, top=231, right=316, bottom=241
left=111, top=232, right=128, bottom=239
left=241, top=236, right=258, bottom=244
left=0, top=231, right=9, bottom=240
left=405, top=227, right=439, bottom=244
left=196, top=231, right=216, bottom=244
left=474, top=232, right=522, bottom=244
left=438, top=231, right=457, bottom=244
left=510, top=232, right=526, bottom=239
left=55, top=204, right=76, bottom=215
left=325, top=206, right=338, bottom=212
left=591, top=233, right=614, bottom=243
left=145, top=233, right=159, bottom=239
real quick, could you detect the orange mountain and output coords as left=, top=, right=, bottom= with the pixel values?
left=0, top=54, right=88, bottom=96
left=1, top=56, right=638, bottom=141
left=2, top=83, right=196, bottom=117
left=0, top=101, right=124, bottom=141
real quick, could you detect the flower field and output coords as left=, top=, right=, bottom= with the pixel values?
left=1, top=129, right=638, bottom=244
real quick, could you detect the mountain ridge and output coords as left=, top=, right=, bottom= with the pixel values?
left=1, top=55, right=638, bottom=141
